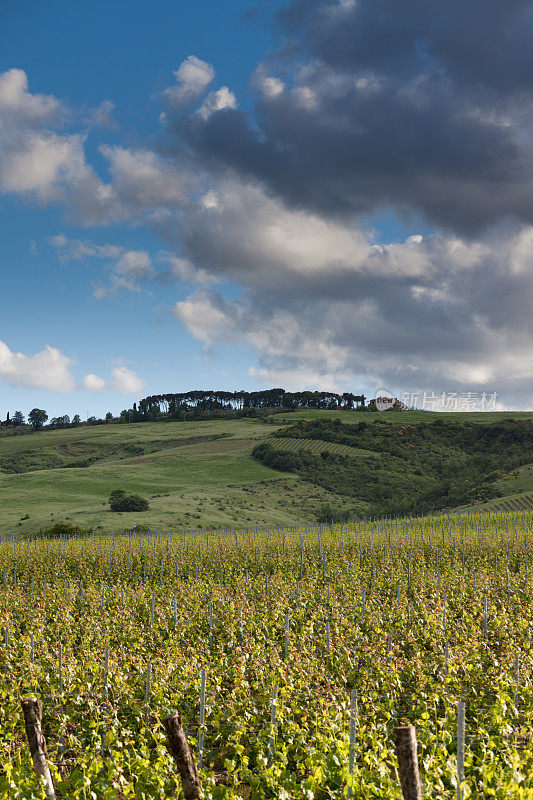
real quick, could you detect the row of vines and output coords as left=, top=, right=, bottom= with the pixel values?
left=1, top=511, right=533, bottom=798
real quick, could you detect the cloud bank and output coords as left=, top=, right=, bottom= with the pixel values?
left=0, top=339, right=143, bottom=394
left=0, top=339, right=75, bottom=392
left=2, top=10, right=533, bottom=407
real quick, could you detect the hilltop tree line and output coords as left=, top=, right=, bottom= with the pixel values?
left=1, top=409, right=114, bottom=431
left=1, top=409, right=57, bottom=430
left=133, top=389, right=366, bottom=420
left=0, top=389, right=367, bottom=433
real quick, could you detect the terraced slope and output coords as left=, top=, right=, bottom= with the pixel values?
left=479, top=493, right=533, bottom=512
left=253, top=416, right=533, bottom=517
left=268, top=436, right=369, bottom=458
left=1, top=410, right=532, bottom=535
left=0, top=418, right=358, bottom=536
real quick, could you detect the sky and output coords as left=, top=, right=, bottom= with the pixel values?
left=1, top=0, right=532, bottom=419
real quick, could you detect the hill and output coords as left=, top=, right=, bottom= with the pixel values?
left=253, top=416, right=533, bottom=517
left=0, top=410, right=532, bottom=536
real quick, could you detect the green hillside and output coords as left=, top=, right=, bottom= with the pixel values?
left=266, top=408, right=533, bottom=425
left=0, top=418, right=357, bottom=536
left=1, top=410, right=532, bottom=536
left=253, top=415, right=533, bottom=517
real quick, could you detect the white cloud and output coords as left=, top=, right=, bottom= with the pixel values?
left=86, top=99, right=116, bottom=128
left=114, top=250, right=154, bottom=280
left=0, top=128, right=89, bottom=201
left=0, top=340, right=145, bottom=396
left=92, top=250, right=155, bottom=297
left=50, top=234, right=211, bottom=296
left=158, top=252, right=213, bottom=284
left=291, top=86, right=319, bottom=111
left=163, top=178, right=373, bottom=285
left=0, top=69, right=189, bottom=223
left=100, top=145, right=188, bottom=213
left=0, top=337, right=145, bottom=396
left=0, top=68, right=62, bottom=125
left=49, top=235, right=157, bottom=296
left=111, top=366, right=144, bottom=393
left=173, top=290, right=239, bottom=347
left=82, top=367, right=145, bottom=393
left=255, top=73, right=285, bottom=99
left=162, top=55, right=215, bottom=107
left=0, top=70, right=103, bottom=205
left=509, top=225, right=533, bottom=274
left=198, top=87, right=237, bottom=120
left=49, top=234, right=122, bottom=261
left=82, top=373, right=106, bottom=391
left=249, top=365, right=346, bottom=393
left=0, top=340, right=75, bottom=391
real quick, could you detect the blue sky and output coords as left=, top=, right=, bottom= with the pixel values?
left=1, top=0, right=532, bottom=418
left=0, top=0, right=283, bottom=419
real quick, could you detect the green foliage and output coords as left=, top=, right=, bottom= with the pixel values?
left=1, top=415, right=532, bottom=537
left=38, top=521, right=90, bottom=538
left=315, top=503, right=354, bottom=523
left=0, top=511, right=533, bottom=797
left=109, top=490, right=150, bottom=512
left=28, top=408, right=48, bottom=430
left=252, top=418, right=533, bottom=517
left=251, top=441, right=304, bottom=472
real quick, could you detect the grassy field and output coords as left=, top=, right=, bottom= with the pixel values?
left=0, top=418, right=358, bottom=536
left=1, top=410, right=532, bottom=536
left=2, top=511, right=533, bottom=798
left=268, top=409, right=533, bottom=426
left=268, top=437, right=370, bottom=458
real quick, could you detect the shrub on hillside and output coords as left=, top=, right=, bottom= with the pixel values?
left=109, top=489, right=150, bottom=512
left=315, top=504, right=354, bottom=523
left=251, top=442, right=304, bottom=471
left=39, top=521, right=89, bottom=538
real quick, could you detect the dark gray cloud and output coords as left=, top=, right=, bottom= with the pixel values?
left=165, top=0, right=533, bottom=235
left=162, top=175, right=533, bottom=406
left=2, top=34, right=532, bottom=406
left=279, top=0, right=533, bottom=93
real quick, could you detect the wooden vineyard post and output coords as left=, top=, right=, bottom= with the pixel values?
left=347, top=688, right=358, bottom=798
left=163, top=714, right=201, bottom=800
left=457, top=701, right=465, bottom=800
left=198, top=667, right=207, bottom=768
left=394, top=726, right=423, bottom=800
left=20, top=698, right=56, bottom=800
left=269, top=684, right=278, bottom=760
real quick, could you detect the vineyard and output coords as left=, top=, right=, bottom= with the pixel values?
left=265, top=437, right=364, bottom=459
left=2, top=510, right=533, bottom=798
left=481, top=494, right=533, bottom=513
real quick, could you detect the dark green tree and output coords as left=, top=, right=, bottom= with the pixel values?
left=28, top=408, right=48, bottom=430
left=50, top=415, right=70, bottom=429
left=12, top=411, right=25, bottom=427
left=108, top=489, right=149, bottom=512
